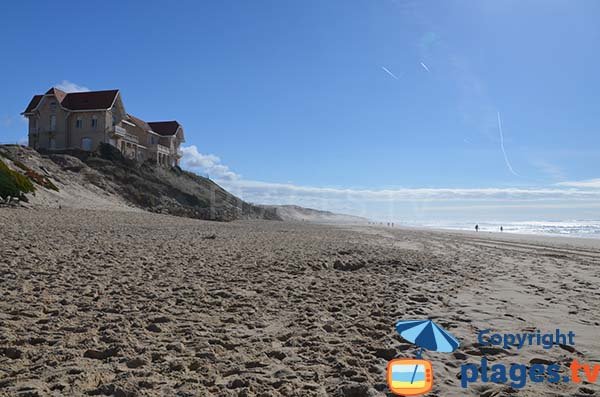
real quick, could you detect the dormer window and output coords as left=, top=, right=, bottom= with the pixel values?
left=76, top=117, right=83, bottom=129
left=50, top=101, right=57, bottom=113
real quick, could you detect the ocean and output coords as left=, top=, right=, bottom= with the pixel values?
left=403, top=220, right=600, bottom=239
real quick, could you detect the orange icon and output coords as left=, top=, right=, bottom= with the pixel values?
left=387, top=358, right=434, bottom=396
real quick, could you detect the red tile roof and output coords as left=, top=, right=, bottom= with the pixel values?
left=148, top=121, right=181, bottom=136
left=23, top=88, right=119, bottom=113
left=60, top=90, right=119, bottom=110
left=23, top=95, right=43, bottom=114
left=127, top=114, right=152, bottom=131
left=44, top=87, right=67, bottom=103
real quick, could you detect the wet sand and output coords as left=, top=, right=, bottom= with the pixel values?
left=1, top=209, right=599, bottom=396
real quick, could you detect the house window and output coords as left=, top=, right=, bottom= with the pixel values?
left=49, top=138, right=56, bottom=149
left=50, top=101, right=57, bottom=113
left=31, top=118, right=37, bottom=130
left=50, top=115, right=56, bottom=131
left=112, top=113, right=117, bottom=126
left=76, top=117, right=83, bottom=129
left=91, top=116, right=98, bottom=129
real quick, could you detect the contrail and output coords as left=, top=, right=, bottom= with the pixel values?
left=497, top=111, right=519, bottom=176
left=420, top=62, right=430, bottom=72
left=381, top=66, right=399, bottom=80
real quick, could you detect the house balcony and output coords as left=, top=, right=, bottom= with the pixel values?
left=149, top=143, right=170, bottom=155
left=112, top=125, right=139, bottom=144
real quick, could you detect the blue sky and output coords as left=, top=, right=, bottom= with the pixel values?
left=1, top=1, right=599, bottom=221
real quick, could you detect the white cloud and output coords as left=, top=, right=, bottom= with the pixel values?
left=219, top=179, right=600, bottom=202
left=179, top=145, right=600, bottom=220
left=217, top=178, right=600, bottom=221
left=54, top=80, right=90, bottom=93
left=181, top=145, right=240, bottom=181
left=531, top=159, right=566, bottom=181
left=179, top=147, right=600, bottom=201
left=557, top=179, right=600, bottom=189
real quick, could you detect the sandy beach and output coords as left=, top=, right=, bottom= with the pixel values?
left=1, top=208, right=599, bottom=396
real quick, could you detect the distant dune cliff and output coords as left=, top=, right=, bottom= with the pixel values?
left=261, top=204, right=369, bottom=224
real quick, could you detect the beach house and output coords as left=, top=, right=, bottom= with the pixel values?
left=21, top=87, right=185, bottom=166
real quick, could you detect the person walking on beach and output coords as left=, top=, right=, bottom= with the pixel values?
left=475, top=224, right=479, bottom=232
left=500, top=226, right=503, bottom=232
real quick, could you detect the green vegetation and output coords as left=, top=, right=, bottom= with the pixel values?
left=25, top=169, right=59, bottom=191
left=1, top=153, right=59, bottom=192
left=0, top=159, right=35, bottom=200
left=0, top=168, right=20, bottom=199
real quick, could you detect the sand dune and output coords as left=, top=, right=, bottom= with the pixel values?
left=260, top=205, right=369, bottom=224
left=1, top=209, right=599, bottom=396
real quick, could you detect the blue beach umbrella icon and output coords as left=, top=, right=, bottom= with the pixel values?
left=395, top=319, right=460, bottom=384
left=395, top=319, right=460, bottom=355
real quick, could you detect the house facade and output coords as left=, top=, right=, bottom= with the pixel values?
left=22, top=87, right=185, bottom=167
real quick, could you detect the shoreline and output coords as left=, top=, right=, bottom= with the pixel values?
left=364, top=223, right=600, bottom=249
